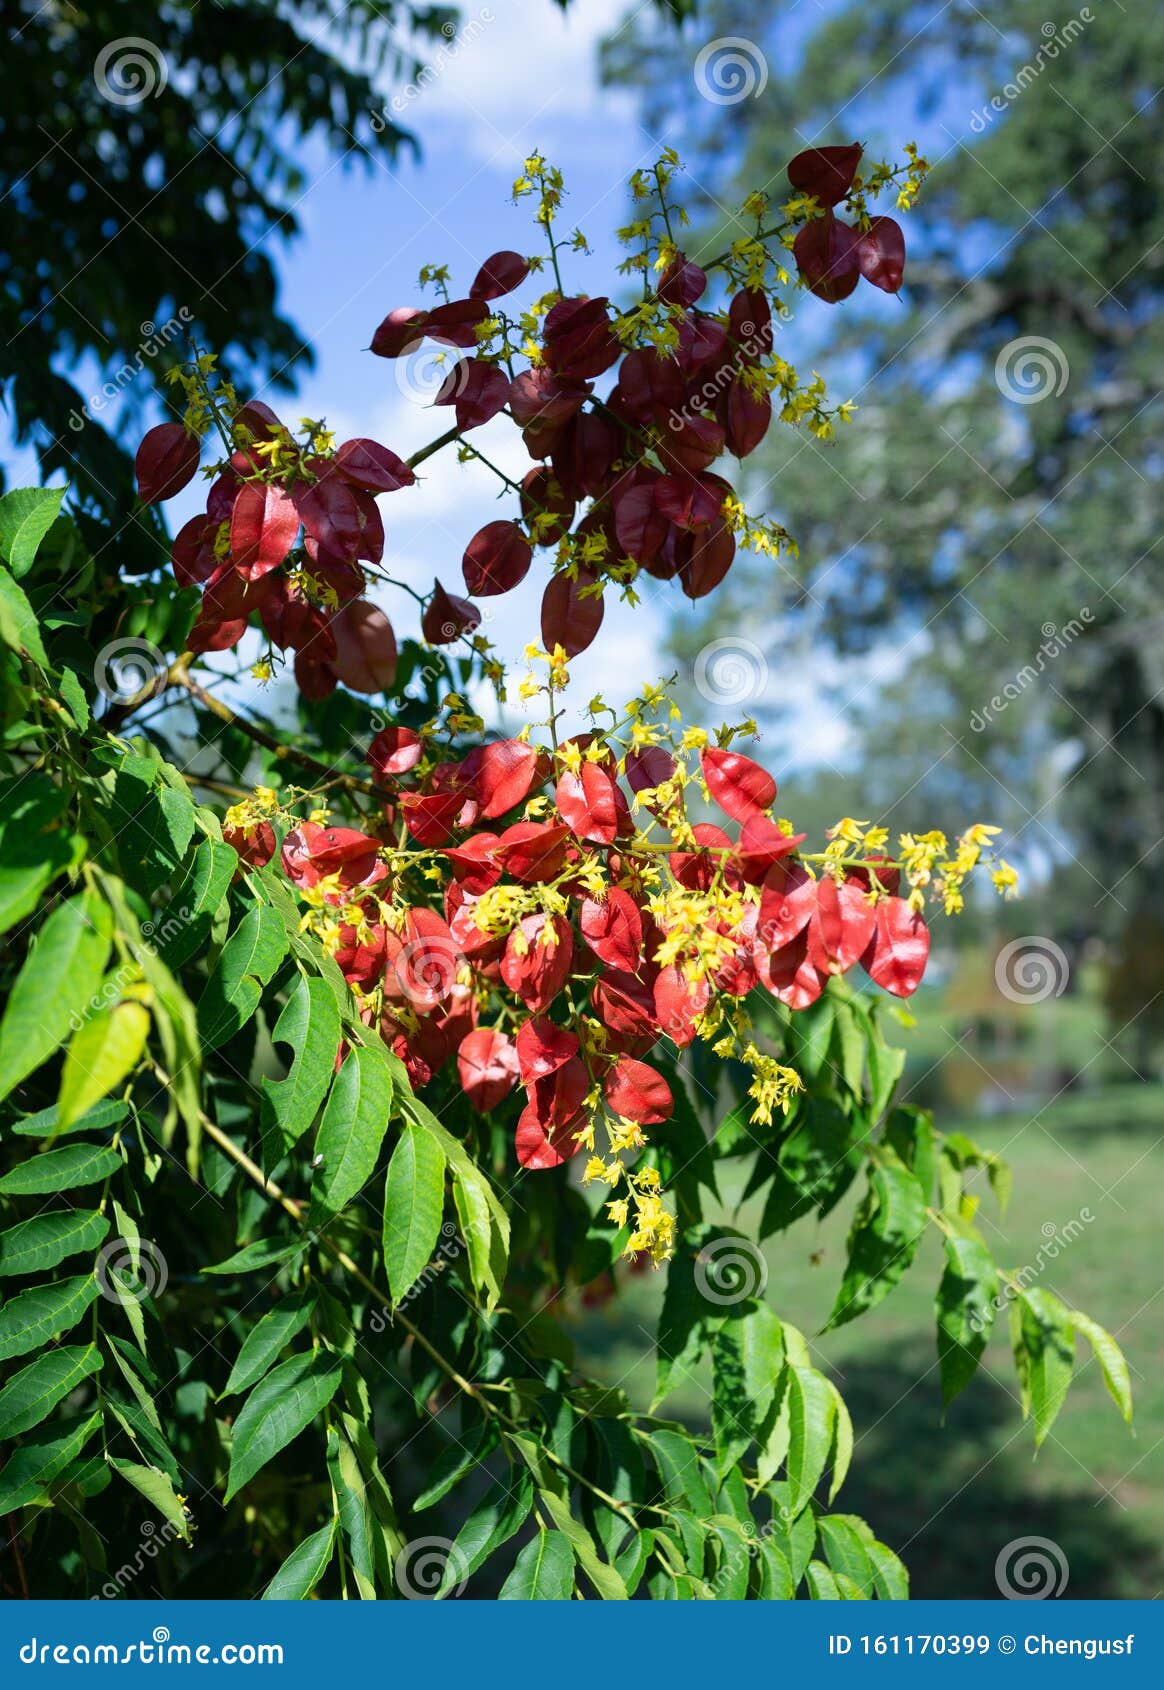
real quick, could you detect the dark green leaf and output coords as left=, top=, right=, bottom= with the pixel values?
left=0, top=1209, right=109, bottom=1276
left=225, top=1352, right=342, bottom=1501
left=0, top=1274, right=99, bottom=1361
left=383, top=1119, right=445, bottom=1302
left=311, top=1041, right=392, bottom=1214
left=0, top=1345, right=101, bottom=1439
left=0, top=890, right=113, bottom=1101
left=262, top=1521, right=337, bottom=1600
left=0, top=1142, right=122, bottom=1196
left=500, top=1527, right=575, bottom=1598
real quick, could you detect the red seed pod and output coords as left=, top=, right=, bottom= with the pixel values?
left=515, top=1016, right=579, bottom=1085
left=470, top=249, right=531, bottom=301
left=222, top=819, right=276, bottom=870
left=653, top=964, right=710, bottom=1048
left=421, top=579, right=480, bottom=646
left=861, top=898, right=930, bottom=997
left=702, top=746, right=777, bottom=823
left=494, top=821, right=570, bottom=883
left=457, top=1027, right=519, bottom=1112
left=806, top=876, right=877, bottom=975
left=787, top=143, right=863, bottom=207
left=856, top=216, right=906, bottom=294
left=500, top=913, right=574, bottom=1013
left=135, top=423, right=200, bottom=504
left=760, top=929, right=829, bottom=1010
left=579, top=888, right=643, bottom=972
left=542, top=296, right=620, bottom=380
left=757, top=861, right=817, bottom=952
left=370, top=306, right=427, bottom=358
left=368, top=725, right=423, bottom=781
left=603, top=1057, right=673, bottom=1125
left=555, top=761, right=620, bottom=846
left=793, top=215, right=861, bottom=304
left=541, top=567, right=605, bottom=658
left=333, top=438, right=416, bottom=493
left=330, top=600, right=398, bottom=694
left=462, top=519, right=533, bottom=597
left=464, top=739, right=541, bottom=820
left=591, top=970, right=658, bottom=1040
left=230, top=482, right=300, bottom=580
left=433, top=358, right=511, bottom=431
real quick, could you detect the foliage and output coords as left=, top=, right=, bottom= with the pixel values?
left=0, top=145, right=1132, bottom=1600
left=604, top=0, right=1164, bottom=1003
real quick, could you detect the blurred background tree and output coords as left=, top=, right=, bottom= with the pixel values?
left=2, top=0, right=469, bottom=538
left=604, top=0, right=1164, bottom=1065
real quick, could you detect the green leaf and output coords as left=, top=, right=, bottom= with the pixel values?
left=1070, top=1308, right=1133, bottom=1426
left=935, top=1229, right=1000, bottom=1406
left=0, top=890, right=113, bottom=1101
left=159, top=837, right=238, bottom=970
left=197, top=903, right=288, bottom=1050
left=500, top=1528, right=575, bottom=1598
left=537, top=1483, right=628, bottom=1600
left=262, top=1520, right=337, bottom=1600
left=435, top=1468, right=533, bottom=1595
left=262, top=976, right=343, bottom=1164
left=0, top=563, right=49, bottom=665
left=817, top=1515, right=875, bottom=1595
left=205, top=1237, right=305, bottom=1276
left=826, top=1379, right=854, bottom=1503
left=866, top=1538, right=910, bottom=1599
left=0, top=1209, right=109, bottom=1277
left=0, top=776, right=80, bottom=937
left=1013, top=1287, right=1076, bottom=1447
left=785, top=1359, right=836, bottom=1516
left=413, top=1419, right=497, bottom=1510
left=383, top=1119, right=445, bottom=1302
left=58, top=1000, right=150, bottom=1130
left=58, top=667, right=90, bottom=731
left=803, top=1559, right=842, bottom=1600
left=394, top=1081, right=508, bottom=1310
left=220, top=1293, right=316, bottom=1397
left=825, top=1152, right=927, bottom=1330
left=311, top=1041, right=392, bottom=1214
left=0, top=486, right=65, bottom=578
left=0, top=1411, right=101, bottom=1513
left=11, top=1099, right=129, bottom=1139
left=109, top=1459, right=192, bottom=1543
left=0, top=1345, right=101, bottom=1439
left=758, top=1539, right=795, bottom=1599
left=0, top=1141, right=121, bottom=1196
left=225, top=1352, right=342, bottom=1502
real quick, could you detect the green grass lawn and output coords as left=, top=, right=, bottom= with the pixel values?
left=574, top=1081, right=1164, bottom=1598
